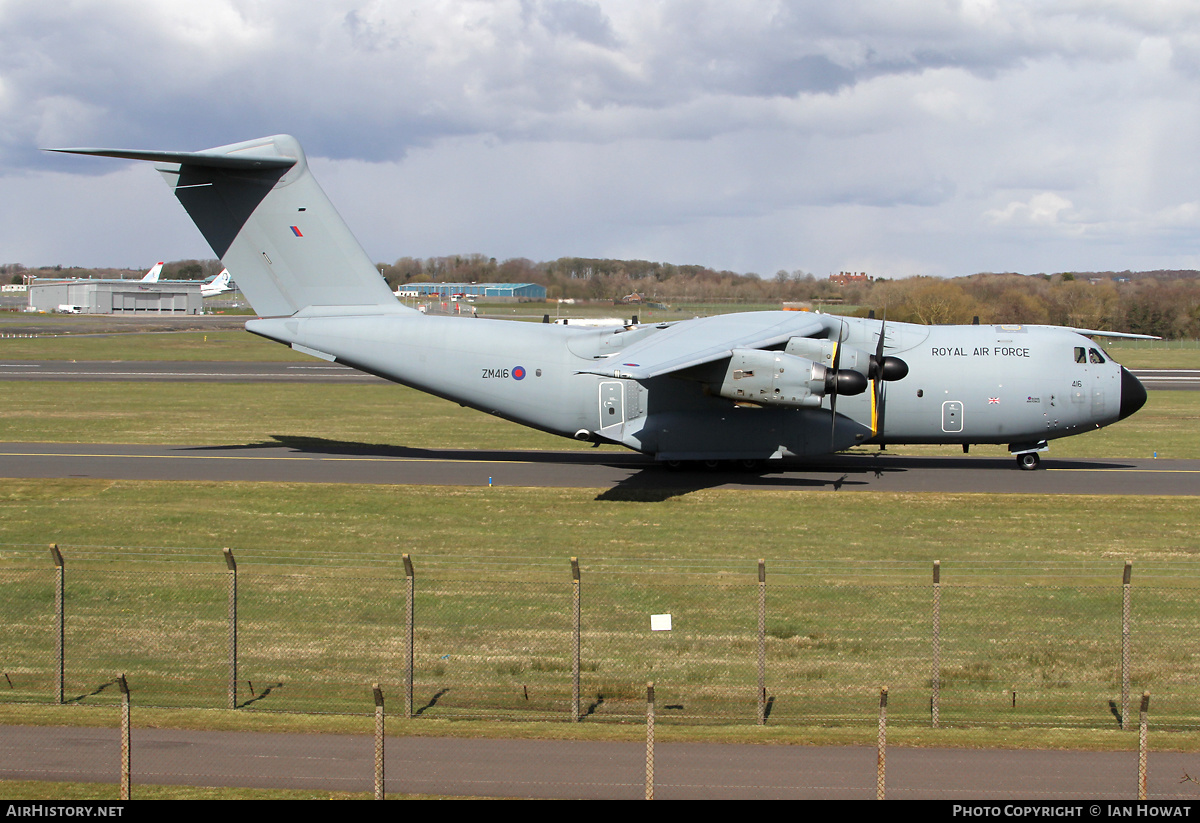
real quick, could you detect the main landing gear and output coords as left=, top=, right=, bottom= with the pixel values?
left=1009, top=441, right=1048, bottom=471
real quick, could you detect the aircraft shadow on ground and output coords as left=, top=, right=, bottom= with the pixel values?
left=190, top=435, right=1139, bottom=470
left=182, top=435, right=1140, bottom=502
left=185, top=434, right=649, bottom=468
left=592, top=451, right=1140, bottom=501
left=593, top=467, right=863, bottom=501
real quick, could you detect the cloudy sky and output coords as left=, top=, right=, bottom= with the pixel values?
left=4, top=0, right=1200, bottom=279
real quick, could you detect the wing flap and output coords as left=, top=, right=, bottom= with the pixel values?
left=577, top=311, right=830, bottom=379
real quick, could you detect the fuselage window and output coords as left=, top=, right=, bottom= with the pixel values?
left=1074, top=347, right=1087, bottom=364
left=1089, top=348, right=1106, bottom=364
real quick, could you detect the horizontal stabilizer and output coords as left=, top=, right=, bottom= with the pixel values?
left=48, top=146, right=297, bottom=171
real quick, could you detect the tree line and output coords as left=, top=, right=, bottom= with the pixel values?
left=9, top=257, right=1200, bottom=338
left=381, top=256, right=1200, bottom=338
left=3, top=260, right=222, bottom=282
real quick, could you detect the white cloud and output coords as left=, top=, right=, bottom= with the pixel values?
left=986, top=193, right=1076, bottom=227
left=5, top=0, right=1200, bottom=276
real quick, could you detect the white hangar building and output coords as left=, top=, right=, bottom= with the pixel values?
left=28, top=278, right=203, bottom=315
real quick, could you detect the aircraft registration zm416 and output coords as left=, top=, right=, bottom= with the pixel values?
left=52, top=135, right=1150, bottom=470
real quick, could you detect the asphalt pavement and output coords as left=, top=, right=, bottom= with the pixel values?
left=3, top=725, right=1199, bottom=800
left=0, top=442, right=1197, bottom=494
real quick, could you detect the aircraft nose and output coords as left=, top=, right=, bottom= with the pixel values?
left=1119, top=366, right=1147, bottom=420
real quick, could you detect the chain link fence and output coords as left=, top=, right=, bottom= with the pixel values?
left=3, top=546, right=1200, bottom=731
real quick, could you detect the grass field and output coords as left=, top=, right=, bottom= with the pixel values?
left=2, top=482, right=1199, bottom=732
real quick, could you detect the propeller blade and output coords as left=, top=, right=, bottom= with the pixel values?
left=873, top=312, right=887, bottom=438
left=875, top=311, right=887, bottom=369
left=830, top=320, right=844, bottom=446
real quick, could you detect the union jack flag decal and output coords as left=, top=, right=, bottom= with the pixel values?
left=988, top=397, right=1000, bottom=404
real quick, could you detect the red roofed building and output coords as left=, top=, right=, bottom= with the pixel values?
left=829, top=271, right=872, bottom=286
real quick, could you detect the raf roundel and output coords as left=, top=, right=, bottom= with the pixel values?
left=512, top=366, right=526, bottom=381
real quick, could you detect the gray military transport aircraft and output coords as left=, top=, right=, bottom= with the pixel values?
left=52, top=134, right=1149, bottom=471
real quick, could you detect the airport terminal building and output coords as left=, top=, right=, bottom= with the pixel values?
left=28, top=278, right=203, bottom=315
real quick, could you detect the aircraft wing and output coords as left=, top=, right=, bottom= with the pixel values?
left=1038, top=325, right=1161, bottom=340
left=577, top=311, right=831, bottom=379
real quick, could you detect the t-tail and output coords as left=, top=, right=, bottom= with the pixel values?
left=49, top=135, right=405, bottom=318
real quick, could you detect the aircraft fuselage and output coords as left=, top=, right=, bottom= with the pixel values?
left=248, top=311, right=1145, bottom=463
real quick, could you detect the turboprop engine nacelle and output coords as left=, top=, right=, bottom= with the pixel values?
left=784, top=336, right=868, bottom=371
left=785, top=336, right=909, bottom=382
left=715, top=348, right=867, bottom=408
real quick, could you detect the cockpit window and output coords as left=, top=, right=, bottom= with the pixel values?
left=1089, top=348, right=1106, bottom=364
left=1074, top=347, right=1087, bottom=364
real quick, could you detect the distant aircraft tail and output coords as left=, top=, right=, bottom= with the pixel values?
left=49, top=135, right=405, bottom=317
left=140, top=262, right=163, bottom=283
left=200, top=269, right=232, bottom=297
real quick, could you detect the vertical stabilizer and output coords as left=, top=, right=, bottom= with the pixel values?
left=50, top=135, right=404, bottom=317
left=140, top=262, right=163, bottom=282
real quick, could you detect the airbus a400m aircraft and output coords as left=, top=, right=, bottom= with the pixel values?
left=54, top=135, right=1149, bottom=470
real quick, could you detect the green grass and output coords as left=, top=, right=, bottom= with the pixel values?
left=1102, top=339, right=1200, bottom=369
left=3, top=481, right=1200, bottom=564
left=0, top=381, right=613, bottom=450
left=2, top=481, right=1199, bottom=729
left=0, top=330, right=309, bottom=362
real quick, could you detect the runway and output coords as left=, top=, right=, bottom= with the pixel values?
left=0, top=359, right=1196, bottom=388
left=1, top=441, right=1198, bottom=494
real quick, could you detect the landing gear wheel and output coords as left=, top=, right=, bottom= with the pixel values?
left=1017, top=452, right=1041, bottom=471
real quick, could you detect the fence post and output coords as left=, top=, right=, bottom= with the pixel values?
left=757, top=559, right=766, bottom=725
left=645, top=682, right=655, bottom=800
left=373, top=684, right=385, bottom=800
left=1122, top=560, right=1132, bottom=730
left=877, top=686, right=888, bottom=800
left=224, top=548, right=237, bottom=710
left=118, top=674, right=131, bottom=801
left=50, top=544, right=64, bottom=705
left=403, top=554, right=414, bottom=719
left=1138, top=691, right=1150, bottom=800
left=571, top=557, right=581, bottom=722
left=932, top=560, right=941, bottom=728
